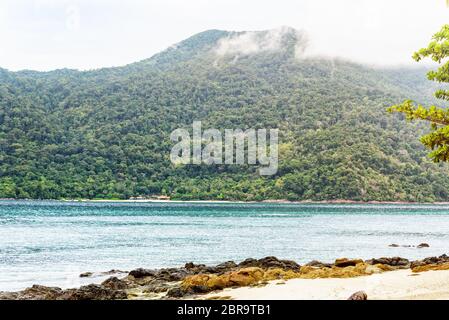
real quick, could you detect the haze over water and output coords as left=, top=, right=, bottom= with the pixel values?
left=1, top=200, right=449, bottom=291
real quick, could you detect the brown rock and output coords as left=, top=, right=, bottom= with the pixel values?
left=17, top=285, right=62, bottom=300
left=128, top=268, right=156, bottom=279
left=185, top=262, right=196, bottom=269
left=227, top=267, right=264, bottom=286
left=0, top=283, right=127, bottom=300
left=263, top=268, right=302, bottom=280
left=365, top=257, right=410, bottom=269
left=101, top=277, right=129, bottom=290
left=334, top=258, right=364, bottom=268
left=306, top=260, right=333, bottom=268
left=412, top=262, right=449, bottom=273
left=214, top=261, right=238, bottom=272
left=238, top=257, right=300, bottom=271
left=166, top=287, right=185, bottom=298
left=347, top=291, right=367, bottom=300
left=299, top=263, right=372, bottom=279
left=60, top=284, right=127, bottom=300
left=411, top=254, right=449, bottom=269
left=79, top=272, right=93, bottom=278
left=417, top=243, right=430, bottom=248
left=181, top=267, right=265, bottom=294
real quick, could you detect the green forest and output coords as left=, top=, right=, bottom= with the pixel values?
left=1, top=28, right=449, bottom=202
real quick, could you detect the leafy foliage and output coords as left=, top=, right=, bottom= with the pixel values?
left=1, top=29, right=449, bottom=201
left=388, top=25, right=449, bottom=162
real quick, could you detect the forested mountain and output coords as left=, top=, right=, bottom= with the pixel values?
left=1, top=27, right=448, bottom=202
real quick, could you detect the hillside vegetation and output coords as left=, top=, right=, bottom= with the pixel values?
left=0, top=28, right=448, bottom=201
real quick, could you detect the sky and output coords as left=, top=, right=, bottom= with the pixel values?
left=0, top=0, right=448, bottom=71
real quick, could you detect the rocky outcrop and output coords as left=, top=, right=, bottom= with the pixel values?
left=178, top=258, right=389, bottom=296
left=365, top=257, right=410, bottom=269
left=238, top=256, right=300, bottom=271
left=80, top=272, right=93, bottom=278
left=128, top=268, right=157, bottom=279
left=0, top=284, right=126, bottom=300
left=411, top=254, right=449, bottom=273
left=412, top=262, right=449, bottom=273
left=184, top=261, right=238, bottom=274
left=3, top=254, right=449, bottom=300
left=305, top=260, right=333, bottom=268
left=410, top=254, right=449, bottom=269
left=178, top=267, right=265, bottom=296
left=334, top=258, right=364, bottom=268
left=298, top=261, right=385, bottom=279
left=101, top=277, right=130, bottom=290
left=347, top=291, right=368, bottom=300
left=0, top=285, right=63, bottom=300
left=60, top=284, right=127, bottom=300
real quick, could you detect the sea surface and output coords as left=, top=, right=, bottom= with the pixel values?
left=1, top=200, right=449, bottom=291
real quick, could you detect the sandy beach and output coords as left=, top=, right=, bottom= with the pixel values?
left=202, top=269, right=449, bottom=300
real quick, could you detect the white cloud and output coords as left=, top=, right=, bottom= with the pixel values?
left=0, top=0, right=448, bottom=71
left=213, top=27, right=306, bottom=57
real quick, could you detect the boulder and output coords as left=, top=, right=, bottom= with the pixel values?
left=181, top=267, right=265, bottom=294
left=227, top=267, right=264, bottom=286
left=101, top=277, right=129, bottom=290
left=306, top=260, right=333, bottom=268
left=412, top=262, right=449, bottom=273
left=411, top=254, right=449, bottom=269
left=184, top=262, right=208, bottom=274
left=364, top=264, right=385, bottom=274
left=156, top=268, right=190, bottom=281
left=60, top=284, right=127, bottom=300
left=263, top=268, right=301, bottom=280
left=299, top=262, right=380, bottom=279
left=142, top=282, right=173, bottom=294
left=79, top=272, right=93, bottom=278
left=417, top=243, right=430, bottom=248
left=334, top=258, right=364, bottom=268
left=238, top=256, right=300, bottom=271
left=128, top=268, right=156, bottom=279
left=0, top=283, right=127, bottom=300
left=238, top=258, right=259, bottom=268
left=0, top=292, right=18, bottom=300
left=166, top=287, right=185, bottom=298
left=17, top=285, right=62, bottom=300
left=214, top=261, right=238, bottom=272
left=365, top=257, right=410, bottom=268
left=347, top=291, right=368, bottom=300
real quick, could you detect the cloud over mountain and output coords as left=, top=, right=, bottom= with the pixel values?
left=213, top=27, right=308, bottom=59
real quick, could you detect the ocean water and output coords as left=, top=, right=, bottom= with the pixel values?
left=1, top=200, right=449, bottom=291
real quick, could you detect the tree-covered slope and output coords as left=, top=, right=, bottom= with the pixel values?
left=0, top=28, right=448, bottom=201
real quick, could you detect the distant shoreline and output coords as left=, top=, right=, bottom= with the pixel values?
left=2, top=198, right=449, bottom=205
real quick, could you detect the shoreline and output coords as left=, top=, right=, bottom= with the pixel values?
left=3, top=198, right=449, bottom=205
left=2, top=254, right=449, bottom=300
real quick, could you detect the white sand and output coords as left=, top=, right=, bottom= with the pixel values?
left=201, top=269, right=449, bottom=300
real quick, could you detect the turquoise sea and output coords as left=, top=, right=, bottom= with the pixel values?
left=1, top=200, right=449, bottom=291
